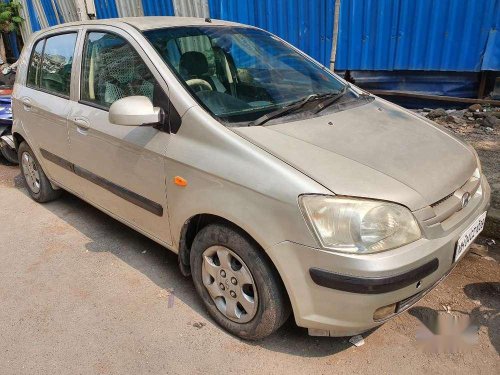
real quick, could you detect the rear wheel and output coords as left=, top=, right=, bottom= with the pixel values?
left=0, top=142, right=18, bottom=164
left=18, top=142, right=61, bottom=202
left=190, top=223, right=290, bottom=340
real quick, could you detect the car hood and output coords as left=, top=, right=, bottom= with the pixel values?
left=232, top=98, right=477, bottom=211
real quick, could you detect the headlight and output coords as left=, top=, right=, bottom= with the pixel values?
left=299, top=195, right=421, bottom=253
left=470, top=148, right=482, bottom=178
left=473, top=167, right=480, bottom=179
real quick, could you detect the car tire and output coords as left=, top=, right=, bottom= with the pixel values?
left=190, top=223, right=290, bottom=340
left=1, top=143, right=19, bottom=164
left=18, top=142, right=61, bottom=202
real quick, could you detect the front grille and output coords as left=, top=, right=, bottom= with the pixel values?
left=431, top=192, right=454, bottom=208
left=424, top=171, right=481, bottom=226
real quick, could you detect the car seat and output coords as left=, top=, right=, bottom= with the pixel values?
left=96, top=44, right=154, bottom=106
left=179, top=51, right=226, bottom=92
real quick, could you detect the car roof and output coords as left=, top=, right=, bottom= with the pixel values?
left=40, top=16, right=245, bottom=32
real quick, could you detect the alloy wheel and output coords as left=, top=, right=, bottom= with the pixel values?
left=201, top=245, right=258, bottom=323
left=21, top=151, right=41, bottom=194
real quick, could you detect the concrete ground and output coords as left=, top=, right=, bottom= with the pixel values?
left=0, top=162, right=499, bottom=375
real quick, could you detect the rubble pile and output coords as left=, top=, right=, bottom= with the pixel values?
left=412, top=104, right=500, bottom=135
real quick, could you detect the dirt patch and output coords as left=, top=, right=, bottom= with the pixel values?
left=0, top=172, right=499, bottom=374
left=0, top=160, right=20, bottom=188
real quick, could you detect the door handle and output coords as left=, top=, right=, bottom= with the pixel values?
left=21, top=97, right=32, bottom=110
left=73, top=117, right=90, bottom=134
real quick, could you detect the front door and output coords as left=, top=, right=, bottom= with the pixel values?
left=67, top=28, right=173, bottom=246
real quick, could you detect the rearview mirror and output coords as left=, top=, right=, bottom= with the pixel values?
left=109, top=96, right=161, bottom=126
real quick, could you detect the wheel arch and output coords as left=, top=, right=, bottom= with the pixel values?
left=178, top=213, right=290, bottom=308
left=12, top=132, right=26, bottom=151
left=179, top=213, right=250, bottom=275
left=13, top=133, right=60, bottom=191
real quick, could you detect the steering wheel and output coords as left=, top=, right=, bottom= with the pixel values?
left=186, top=78, right=213, bottom=92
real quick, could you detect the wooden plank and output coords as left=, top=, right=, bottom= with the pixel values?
left=369, top=90, right=500, bottom=106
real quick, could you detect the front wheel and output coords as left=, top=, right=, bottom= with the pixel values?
left=190, top=223, right=290, bottom=340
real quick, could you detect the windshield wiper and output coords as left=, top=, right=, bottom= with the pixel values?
left=312, top=84, right=350, bottom=114
left=249, top=92, right=336, bottom=126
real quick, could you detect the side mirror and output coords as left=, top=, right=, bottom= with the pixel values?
left=109, top=96, right=161, bottom=126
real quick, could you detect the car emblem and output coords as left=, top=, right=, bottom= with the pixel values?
left=461, top=192, right=471, bottom=209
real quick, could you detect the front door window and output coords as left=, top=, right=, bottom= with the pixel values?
left=81, top=32, right=161, bottom=109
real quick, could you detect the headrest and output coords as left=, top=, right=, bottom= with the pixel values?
left=179, top=51, right=209, bottom=77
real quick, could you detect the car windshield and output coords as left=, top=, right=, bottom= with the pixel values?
left=144, top=26, right=346, bottom=124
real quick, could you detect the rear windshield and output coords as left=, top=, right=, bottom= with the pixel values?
left=144, top=26, right=345, bottom=124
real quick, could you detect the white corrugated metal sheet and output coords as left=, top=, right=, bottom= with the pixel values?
left=173, top=0, right=209, bottom=18
left=56, top=0, right=79, bottom=22
left=19, top=0, right=33, bottom=42
left=116, top=0, right=143, bottom=17
left=18, top=0, right=210, bottom=41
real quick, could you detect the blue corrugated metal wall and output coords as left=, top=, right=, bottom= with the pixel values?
left=482, top=29, right=500, bottom=70
left=25, top=0, right=42, bottom=31
left=142, top=0, right=175, bottom=16
left=95, top=0, right=119, bottom=19
left=94, top=0, right=175, bottom=19
left=335, top=0, right=500, bottom=72
left=21, top=0, right=499, bottom=72
left=7, top=32, right=20, bottom=58
left=208, top=0, right=335, bottom=67
left=40, top=0, right=58, bottom=26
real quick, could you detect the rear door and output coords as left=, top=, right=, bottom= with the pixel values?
left=14, top=31, right=79, bottom=184
left=66, top=27, right=173, bottom=245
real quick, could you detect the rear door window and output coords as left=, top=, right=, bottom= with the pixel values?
left=39, top=33, right=78, bottom=97
left=27, top=39, right=45, bottom=87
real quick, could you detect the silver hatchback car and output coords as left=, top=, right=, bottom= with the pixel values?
left=13, top=17, right=490, bottom=339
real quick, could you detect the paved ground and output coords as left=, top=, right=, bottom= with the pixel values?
left=0, top=162, right=499, bottom=375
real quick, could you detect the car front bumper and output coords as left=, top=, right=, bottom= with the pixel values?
left=267, top=177, right=491, bottom=337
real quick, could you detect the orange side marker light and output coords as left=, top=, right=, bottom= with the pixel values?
left=174, top=176, right=188, bottom=187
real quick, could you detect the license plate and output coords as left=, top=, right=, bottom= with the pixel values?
left=454, top=212, right=487, bottom=262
